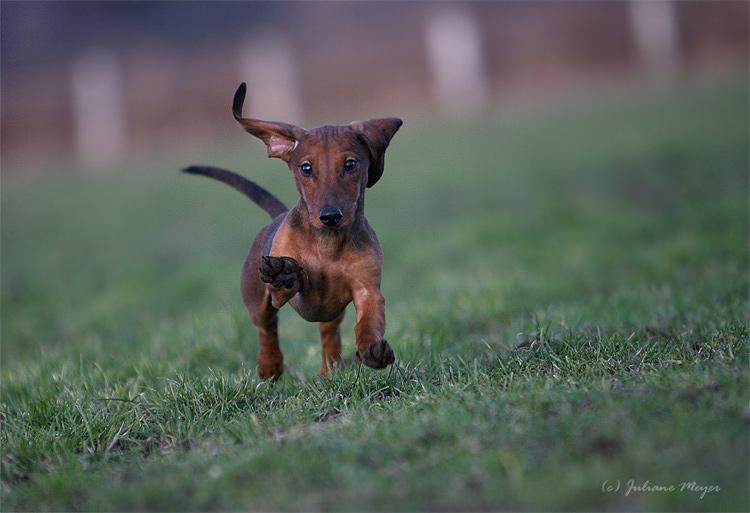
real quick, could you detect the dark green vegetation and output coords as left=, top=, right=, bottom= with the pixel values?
left=2, top=76, right=748, bottom=511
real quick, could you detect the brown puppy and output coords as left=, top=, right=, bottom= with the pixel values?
left=183, top=83, right=402, bottom=379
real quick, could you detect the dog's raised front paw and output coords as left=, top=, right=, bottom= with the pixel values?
left=259, top=256, right=303, bottom=289
left=358, top=339, right=395, bottom=369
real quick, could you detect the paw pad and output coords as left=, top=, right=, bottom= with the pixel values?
left=259, top=256, right=303, bottom=289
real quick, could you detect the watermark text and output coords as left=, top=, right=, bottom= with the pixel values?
left=601, top=479, right=720, bottom=500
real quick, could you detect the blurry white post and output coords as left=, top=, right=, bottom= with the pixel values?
left=425, top=7, right=489, bottom=118
left=628, top=0, right=681, bottom=79
left=70, top=49, right=126, bottom=170
left=239, top=32, right=303, bottom=122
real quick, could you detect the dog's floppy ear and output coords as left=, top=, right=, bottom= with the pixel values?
left=350, top=118, right=403, bottom=188
left=232, top=83, right=305, bottom=161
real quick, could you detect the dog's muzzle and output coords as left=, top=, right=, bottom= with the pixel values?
left=319, top=206, right=343, bottom=226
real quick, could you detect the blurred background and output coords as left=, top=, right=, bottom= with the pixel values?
left=1, top=0, right=747, bottom=171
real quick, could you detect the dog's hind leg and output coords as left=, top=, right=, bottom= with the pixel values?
left=319, top=312, right=345, bottom=377
left=243, top=245, right=286, bottom=380
left=248, top=296, right=284, bottom=380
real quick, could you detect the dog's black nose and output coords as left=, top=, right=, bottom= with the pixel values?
left=319, top=206, right=343, bottom=226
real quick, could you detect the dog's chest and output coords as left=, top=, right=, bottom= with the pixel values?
left=290, top=258, right=352, bottom=322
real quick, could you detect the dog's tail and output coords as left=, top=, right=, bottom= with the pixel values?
left=182, top=165, right=288, bottom=218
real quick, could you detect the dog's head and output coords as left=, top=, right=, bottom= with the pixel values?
left=232, top=83, right=402, bottom=230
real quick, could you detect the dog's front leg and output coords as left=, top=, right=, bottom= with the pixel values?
left=259, top=256, right=304, bottom=309
left=353, top=288, right=395, bottom=369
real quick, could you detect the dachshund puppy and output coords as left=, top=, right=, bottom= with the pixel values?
left=184, top=83, right=402, bottom=379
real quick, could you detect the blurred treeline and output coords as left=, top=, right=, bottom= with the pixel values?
left=1, top=1, right=747, bottom=170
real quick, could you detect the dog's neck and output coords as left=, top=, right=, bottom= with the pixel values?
left=289, top=196, right=369, bottom=259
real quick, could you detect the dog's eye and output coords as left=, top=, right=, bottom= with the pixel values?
left=299, top=163, right=313, bottom=177
left=343, top=159, right=358, bottom=173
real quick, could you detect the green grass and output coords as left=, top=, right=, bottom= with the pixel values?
left=2, top=75, right=748, bottom=511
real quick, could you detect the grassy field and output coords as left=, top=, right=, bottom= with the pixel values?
left=2, top=75, right=748, bottom=511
